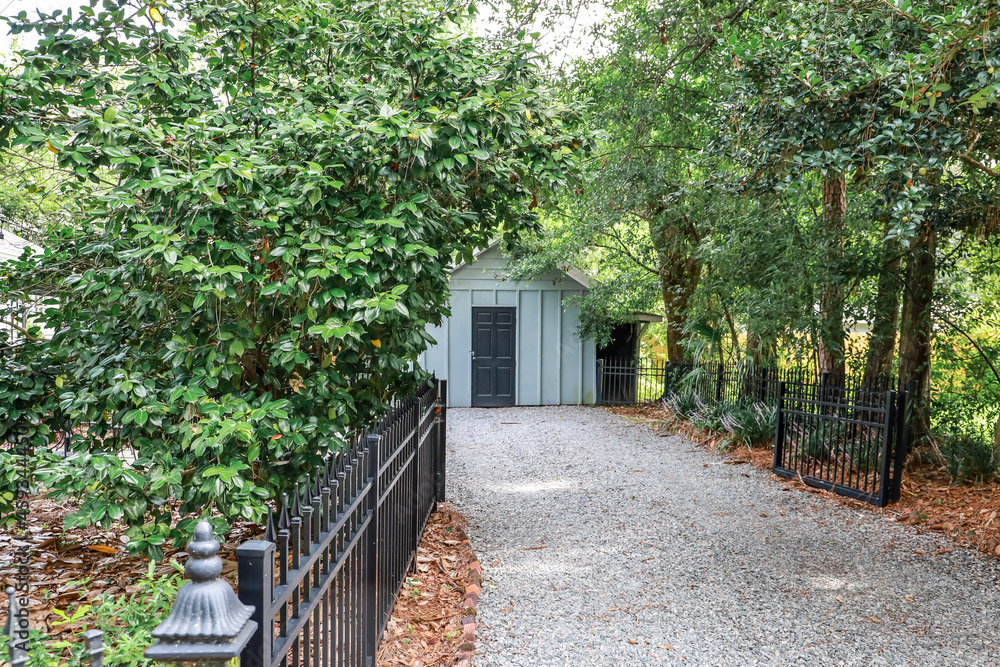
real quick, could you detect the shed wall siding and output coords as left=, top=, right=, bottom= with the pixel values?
left=419, top=247, right=596, bottom=407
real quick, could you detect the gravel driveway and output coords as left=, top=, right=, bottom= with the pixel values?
left=447, top=406, right=1000, bottom=667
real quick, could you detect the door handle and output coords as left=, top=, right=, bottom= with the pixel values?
left=471, top=350, right=476, bottom=360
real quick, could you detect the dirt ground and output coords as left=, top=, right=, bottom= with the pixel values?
left=376, top=503, right=479, bottom=667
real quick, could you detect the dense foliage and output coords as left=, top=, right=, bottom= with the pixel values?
left=0, top=0, right=591, bottom=555
left=508, top=0, right=1000, bottom=462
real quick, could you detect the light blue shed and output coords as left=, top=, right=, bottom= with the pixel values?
left=419, top=246, right=597, bottom=408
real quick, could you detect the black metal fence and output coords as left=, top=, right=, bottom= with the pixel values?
left=596, top=358, right=892, bottom=408
left=773, top=381, right=911, bottom=507
left=3, top=378, right=448, bottom=667
left=236, top=378, right=446, bottom=667
left=597, top=358, right=911, bottom=506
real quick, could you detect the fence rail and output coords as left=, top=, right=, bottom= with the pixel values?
left=596, top=358, right=895, bottom=408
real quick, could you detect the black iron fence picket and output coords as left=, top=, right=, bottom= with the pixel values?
left=236, top=378, right=446, bottom=667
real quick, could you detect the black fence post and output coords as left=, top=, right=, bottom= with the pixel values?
left=435, top=379, right=447, bottom=503
left=715, top=362, right=724, bottom=403
left=364, top=431, right=382, bottom=666
left=876, top=390, right=899, bottom=507
left=595, top=359, right=603, bottom=405
left=773, top=381, right=786, bottom=470
left=819, top=371, right=830, bottom=413
left=236, top=538, right=275, bottom=667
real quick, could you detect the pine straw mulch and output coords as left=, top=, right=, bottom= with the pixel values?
left=375, top=502, right=480, bottom=667
left=609, top=404, right=1000, bottom=562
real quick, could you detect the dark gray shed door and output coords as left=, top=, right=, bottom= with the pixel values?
left=472, top=307, right=516, bottom=407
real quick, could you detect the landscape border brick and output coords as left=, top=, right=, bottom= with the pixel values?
left=456, top=541, right=482, bottom=666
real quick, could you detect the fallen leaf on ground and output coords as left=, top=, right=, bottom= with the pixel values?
left=87, top=545, right=118, bottom=554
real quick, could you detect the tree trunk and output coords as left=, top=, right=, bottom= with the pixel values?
left=818, top=174, right=847, bottom=384
left=862, top=225, right=904, bottom=390
left=745, top=330, right=760, bottom=366
left=660, top=257, right=700, bottom=363
left=897, top=221, right=936, bottom=446
left=650, top=215, right=702, bottom=364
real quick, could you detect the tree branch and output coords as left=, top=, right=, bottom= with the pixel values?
left=934, top=308, right=1000, bottom=391
left=959, top=152, right=1000, bottom=179
left=0, top=320, right=43, bottom=341
left=591, top=242, right=660, bottom=276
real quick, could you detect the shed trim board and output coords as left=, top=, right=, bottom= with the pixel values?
left=419, top=246, right=597, bottom=408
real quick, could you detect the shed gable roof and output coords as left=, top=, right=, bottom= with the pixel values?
left=450, top=244, right=590, bottom=289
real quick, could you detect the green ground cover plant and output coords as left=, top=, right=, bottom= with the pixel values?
left=23, top=560, right=185, bottom=667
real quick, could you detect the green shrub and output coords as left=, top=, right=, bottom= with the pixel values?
left=0, top=0, right=591, bottom=557
left=720, top=401, right=777, bottom=449
left=690, top=398, right=730, bottom=433
left=663, top=391, right=699, bottom=421
left=940, top=432, right=1000, bottom=486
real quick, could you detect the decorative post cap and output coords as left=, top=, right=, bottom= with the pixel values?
left=144, top=521, right=257, bottom=665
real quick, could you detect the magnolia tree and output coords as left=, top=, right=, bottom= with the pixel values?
left=0, top=0, right=592, bottom=556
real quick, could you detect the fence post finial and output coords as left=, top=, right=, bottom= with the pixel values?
left=3, top=586, right=20, bottom=640
left=144, top=520, right=257, bottom=665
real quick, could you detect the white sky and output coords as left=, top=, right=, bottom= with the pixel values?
left=0, top=0, right=69, bottom=53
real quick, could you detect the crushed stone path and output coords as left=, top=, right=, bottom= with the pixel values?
left=447, top=406, right=1000, bottom=667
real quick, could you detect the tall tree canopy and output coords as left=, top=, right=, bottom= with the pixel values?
left=510, top=0, right=1000, bottom=447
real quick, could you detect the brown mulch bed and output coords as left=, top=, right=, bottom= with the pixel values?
left=609, top=404, right=1000, bottom=561
left=376, top=503, right=480, bottom=667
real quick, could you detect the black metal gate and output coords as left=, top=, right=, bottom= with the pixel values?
left=773, top=381, right=912, bottom=507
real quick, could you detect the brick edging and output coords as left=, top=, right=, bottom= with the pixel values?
left=456, top=539, right=482, bottom=666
